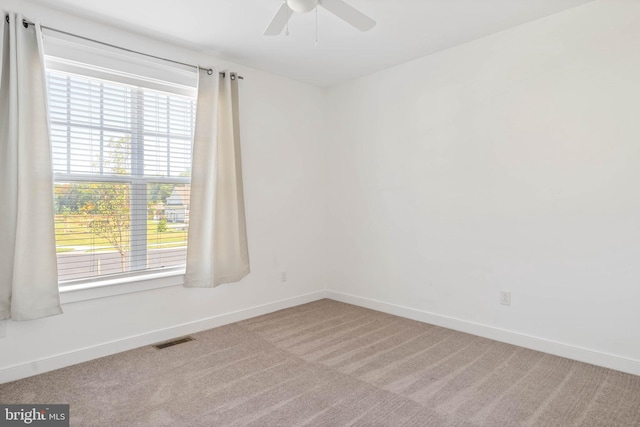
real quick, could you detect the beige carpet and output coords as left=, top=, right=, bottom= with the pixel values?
left=2, top=299, right=640, bottom=426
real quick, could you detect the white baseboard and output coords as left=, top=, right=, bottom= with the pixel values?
left=5, top=290, right=638, bottom=384
left=325, top=290, right=640, bottom=376
left=0, top=291, right=327, bottom=384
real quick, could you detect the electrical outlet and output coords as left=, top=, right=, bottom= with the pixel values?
left=280, top=271, right=288, bottom=283
left=500, top=290, right=511, bottom=306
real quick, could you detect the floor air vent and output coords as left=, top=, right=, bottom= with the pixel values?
left=153, top=336, right=194, bottom=350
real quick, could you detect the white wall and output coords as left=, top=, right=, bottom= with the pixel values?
left=0, top=0, right=327, bottom=382
left=325, top=0, right=640, bottom=374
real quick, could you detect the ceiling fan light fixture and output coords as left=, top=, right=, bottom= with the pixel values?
left=265, top=0, right=375, bottom=36
left=287, top=0, right=317, bottom=13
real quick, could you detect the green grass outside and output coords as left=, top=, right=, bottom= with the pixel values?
left=55, top=217, right=188, bottom=253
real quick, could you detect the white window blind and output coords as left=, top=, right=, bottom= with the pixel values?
left=47, top=69, right=196, bottom=285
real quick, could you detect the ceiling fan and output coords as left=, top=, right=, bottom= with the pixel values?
left=264, top=0, right=376, bottom=36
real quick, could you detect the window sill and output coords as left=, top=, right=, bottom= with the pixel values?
left=59, top=269, right=185, bottom=304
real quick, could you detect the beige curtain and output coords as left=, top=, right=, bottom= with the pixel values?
left=0, top=13, right=62, bottom=320
left=185, top=70, right=250, bottom=287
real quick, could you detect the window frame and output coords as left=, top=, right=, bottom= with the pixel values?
left=43, top=41, right=198, bottom=298
left=59, top=269, right=185, bottom=304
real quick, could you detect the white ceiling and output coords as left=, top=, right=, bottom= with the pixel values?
left=27, top=0, right=594, bottom=87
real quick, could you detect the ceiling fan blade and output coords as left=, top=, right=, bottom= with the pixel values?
left=319, top=0, right=375, bottom=31
left=264, top=3, right=294, bottom=35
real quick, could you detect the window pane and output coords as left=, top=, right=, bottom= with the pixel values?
left=55, top=182, right=131, bottom=281
left=147, top=184, right=190, bottom=270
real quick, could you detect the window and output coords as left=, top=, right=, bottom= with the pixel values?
left=47, top=69, right=196, bottom=285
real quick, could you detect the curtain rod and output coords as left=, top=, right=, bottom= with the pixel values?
left=17, top=17, right=244, bottom=80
